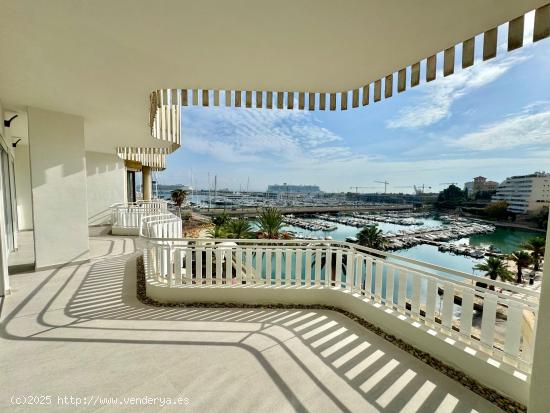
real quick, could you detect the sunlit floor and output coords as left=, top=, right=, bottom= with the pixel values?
left=0, top=234, right=502, bottom=412
left=7, top=230, right=35, bottom=272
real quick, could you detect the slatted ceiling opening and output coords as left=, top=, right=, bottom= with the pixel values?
left=352, top=89, right=359, bottom=108
left=277, top=92, right=284, bottom=109
left=362, top=85, right=369, bottom=105
left=298, top=92, right=305, bottom=110
left=319, top=93, right=326, bottom=110
left=508, top=16, right=525, bottom=51
left=287, top=91, right=294, bottom=109
left=330, top=93, right=337, bottom=110
left=534, top=4, right=550, bottom=41
left=255, top=91, right=263, bottom=108
left=374, top=79, right=382, bottom=102
left=483, top=27, right=498, bottom=60
left=397, top=69, right=406, bottom=93
left=443, top=46, right=455, bottom=76
left=426, top=55, right=437, bottom=82
left=341, top=91, right=348, bottom=110
left=384, top=74, right=393, bottom=98
left=309, top=93, right=315, bottom=110
left=246, top=91, right=252, bottom=108
left=411, top=62, right=421, bottom=87
left=266, top=91, right=273, bottom=109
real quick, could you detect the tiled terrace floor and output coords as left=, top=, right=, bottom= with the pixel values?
left=0, top=234, right=502, bottom=412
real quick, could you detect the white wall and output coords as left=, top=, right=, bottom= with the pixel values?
left=14, top=144, right=33, bottom=230
left=28, top=107, right=89, bottom=269
left=86, top=151, right=125, bottom=226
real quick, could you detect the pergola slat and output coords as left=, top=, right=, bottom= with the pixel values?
left=374, top=80, right=381, bottom=102
left=224, top=90, right=231, bottom=106
left=299, top=92, right=305, bottom=110
left=287, top=92, right=294, bottom=109
left=213, top=90, right=220, bottom=106
left=330, top=93, right=336, bottom=110
left=235, top=90, right=242, bottom=107
left=385, top=74, right=393, bottom=98
left=319, top=93, right=326, bottom=110
left=277, top=92, right=284, bottom=109
left=256, top=91, right=263, bottom=108
left=397, top=69, right=406, bottom=93
left=462, top=37, right=475, bottom=68
left=534, top=4, right=550, bottom=42
left=444, top=47, right=455, bottom=76
left=426, top=55, right=436, bottom=82
left=483, top=27, right=498, bottom=60
left=508, top=15, right=525, bottom=51
left=352, top=89, right=359, bottom=108
left=246, top=91, right=252, bottom=108
left=341, top=91, right=348, bottom=110
left=362, top=85, right=369, bottom=105
left=411, top=63, right=420, bottom=87
left=266, top=91, right=273, bottom=109
left=192, top=89, right=199, bottom=105
left=309, top=93, right=315, bottom=110
left=182, top=89, right=188, bottom=106
left=202, top=90, right=209, bottom=106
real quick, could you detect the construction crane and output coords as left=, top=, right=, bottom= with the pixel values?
left=374, top=180, right=389, bottom=194
left=349, top=186, right=377, bottom=194
left=414, top=184, right=432, bottom=194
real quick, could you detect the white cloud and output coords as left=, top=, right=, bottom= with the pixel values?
left=387, top=53, right=529, bottom=129
left=451, top=104, right=550, bottom=150
left=182, top=106, right=353, bottom=164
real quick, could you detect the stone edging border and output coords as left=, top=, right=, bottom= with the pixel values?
left=135, top=256, right=525, bottom=413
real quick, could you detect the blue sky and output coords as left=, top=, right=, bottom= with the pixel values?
left=161, top=17, right=550, bottom=194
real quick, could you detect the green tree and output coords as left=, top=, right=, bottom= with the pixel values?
left=256, top=207, right=285, bottom=239
left=170, top=189, right=188, bottom=215
left=206, top=224, right=227, bottom=238
left=509, top=251, right=532, bottom=284
left=484, top=200, right=509, bottom=220
left=225, top=218, right=253, bottom=239
left=522, top=236, right=546, bottom=271
left=212, top=211, right=230, bottom=227
left=356, top=225, right=387, bottom=250
left=474, top=256, right=513, bottom=289
left=435, top=185, right=467, bottom=209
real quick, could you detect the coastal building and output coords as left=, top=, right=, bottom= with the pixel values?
left=1, top=2, right=550, bottom=412
left=492, top=172, right=550, bottom=214
left=464, top=176, right=499, bottom=198
left=267, top=184, right=321, bottom=194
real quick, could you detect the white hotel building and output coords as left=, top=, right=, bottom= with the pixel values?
left=1, top=2, right=550, bottom=412
left=493, top=172, right=550, bottom=214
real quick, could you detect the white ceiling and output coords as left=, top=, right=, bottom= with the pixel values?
left=0, top=0, right=546, bottom=154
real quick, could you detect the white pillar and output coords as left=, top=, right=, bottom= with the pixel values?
left=0, top=161, right=9, bottom=296
left=142, top=166, right=152, bottom=201
left=528, top=213, right=550, bottom=412
left=28, top=107, right=89, bottom=269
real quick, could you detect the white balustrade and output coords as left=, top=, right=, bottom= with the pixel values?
left=110, top=200, right=168, bottom=235
left=139, top=215, right=539, bottom=375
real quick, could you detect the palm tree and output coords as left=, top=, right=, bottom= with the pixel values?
left=225, top=218, right=253, bottom=239
left=212, top=211, right=230, bottom=227
left=256, top=207, right=285, bottom=239
left=356, top=225, right=387, bottom=250
left=206, top=225, right=226, bottom=238
left=170, top=189, right=188, bottom=212
left=522, top=236, right=545, bottom=271
left=474, top=256, right=513, bottom=290
left=509, top=251, right=532, bottom=284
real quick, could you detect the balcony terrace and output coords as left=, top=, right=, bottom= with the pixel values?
left=1, top=232, right=503, bottom=412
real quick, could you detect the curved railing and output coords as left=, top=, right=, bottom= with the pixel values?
left=110, top=200, right=168, bottom=235
left=139, top=214, right=539, bottom=381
